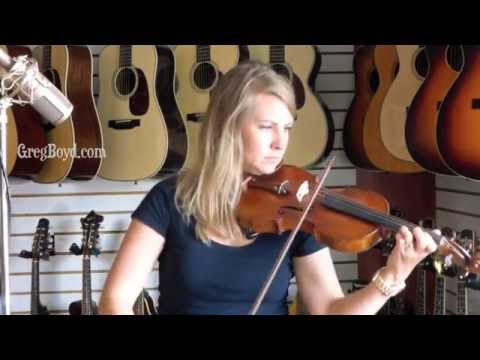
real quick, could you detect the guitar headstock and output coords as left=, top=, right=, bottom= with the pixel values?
left=70, top=211, right=104, bottom=257
left=19, top=218, right=55, bottom=261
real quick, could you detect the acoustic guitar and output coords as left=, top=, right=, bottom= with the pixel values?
left=65, top=45, right=103, bottom=180
left=32, top=45, right=76, bottom=183
left=363, top=45, right=423, bottom=173
left=5, top=45, right=49, bottom=179
left=380, top=45, right=429, bottom=162
left=97, top=45, right=169, bottom=181
left=155, top=46, right=188, bottom=173
left=246, top=45, right=335, bottom=168
left=437, top=45, right=480, bottom=180
left=405, top=45, right=463, bottom=175
left=343, top=45, right=380, bottom=170
left=173, top=45, right=242, bottom=169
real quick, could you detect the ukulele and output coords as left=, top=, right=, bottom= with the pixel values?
left=246, top=45, right=335, bottom=168
left=68, top=211, right=103, bottom=315
left=19, top=218, right=55, bottom=315
left=97, top=45, right=169, bottom=181
left=32, top=45, right=76, bottom=183
left=173, top=45, right=242, bottom=169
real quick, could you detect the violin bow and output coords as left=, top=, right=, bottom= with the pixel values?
left=249, top=155, right=336, bottom=315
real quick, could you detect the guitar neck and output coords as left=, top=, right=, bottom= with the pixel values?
left=196, top=45, right=211, bottom=63
left=119, top=45, right=132, bottom=67
left=82, top=256, right=93, bottom=315
left=433, top=274, right=446, bottom=315
left=457, top=280, right=468, bottom=315
left=31, top=259, right=41, bottom=315
left=269, top=45, right=285, bottom=64
left=415, top=268, right=426, bottom=315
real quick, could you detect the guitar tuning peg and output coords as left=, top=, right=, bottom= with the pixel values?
left=69, top=243, right=82, bottom=255
left=19, top=250, right=32, bottom=259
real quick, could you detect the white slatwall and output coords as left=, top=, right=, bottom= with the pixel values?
left=8, top=45, right=357, bottom=314
left=436, top=175, right=480, bottom=315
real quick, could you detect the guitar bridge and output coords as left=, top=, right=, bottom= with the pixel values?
left=108, top=119, right=140, bottom=130
left=187, top=113, right=207, bottom=122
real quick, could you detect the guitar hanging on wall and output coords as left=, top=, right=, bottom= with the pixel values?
left=2, top=45, right=48, bottom=179
left=246, top=45, right=335, bottom=168
left=97, top=45, right=169, bottom=181
left=362, top=44, right=423, bottom=173
left=68, top=211, right=103, bottom=315
left=437, top=45, right=480, bottom=180
left=343, top=45, right=380, bottom=170
left=173, top=45, right=244, bottom=170
left=19, top=218, right=55, bottom=315
left=405, top=45, right=463, bottom=175
left=32, top=45, right=76, bottom=184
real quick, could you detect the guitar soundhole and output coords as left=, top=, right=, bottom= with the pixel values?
left=44, top=69, right=61, bottom=91
left=193, top=62, right=217, bottom=90
left=415, top=47, right=429, bottom=78
left=271, top=63, right=292, bottom=81
left=116, top=67, right=138, bottom=96
left=446, top=45, right=464, bottom=72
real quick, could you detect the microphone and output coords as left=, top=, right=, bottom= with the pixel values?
left=0, top=47, right=73, bottom=126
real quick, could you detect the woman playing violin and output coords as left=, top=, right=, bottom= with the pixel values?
left=99, top=61, right=438, bottom=315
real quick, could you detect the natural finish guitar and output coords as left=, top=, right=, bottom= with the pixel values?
left=380, top=45, right=428, bottom=162
left=246, top=45, right=334, bottom=168
left=363, top=45, right=423, bottom=173
left=98, top=45, right=169, bottom=181
left=174, top=45, right=241, bottom=169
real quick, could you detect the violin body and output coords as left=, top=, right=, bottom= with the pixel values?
left=238, top=165, right=389, bottom=253
left=238, top=164, right=480, bottom=275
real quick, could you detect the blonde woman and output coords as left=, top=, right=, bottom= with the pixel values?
left=99, top=61, right=437, bottom=315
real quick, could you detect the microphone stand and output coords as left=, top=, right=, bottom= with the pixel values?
left=0, top=53, right=40, bottom=315
left=0, top=95, right=13, bottom=315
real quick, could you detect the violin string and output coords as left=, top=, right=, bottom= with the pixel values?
left=315, top=188, right=472, bottom=261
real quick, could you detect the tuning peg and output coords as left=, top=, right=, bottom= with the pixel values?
left=69, top=243, right=82, bottom=255
left=19, top=250, right=33, bottom=259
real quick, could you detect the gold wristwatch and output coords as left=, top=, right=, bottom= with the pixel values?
left=371, top=267, right=406, bottom=298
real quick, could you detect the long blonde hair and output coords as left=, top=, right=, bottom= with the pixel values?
left=175, top=60, right=296, bottom=244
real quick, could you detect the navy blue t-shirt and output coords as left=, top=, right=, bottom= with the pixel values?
left=131, top=176, right=325, bottom=315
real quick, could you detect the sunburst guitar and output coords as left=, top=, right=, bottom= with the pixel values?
left=173, top=45, right=243, bottom=170
left=343, top=45, right=380, bottom=170
left=405, top=45, right=463, bottom=175
left=98, top=45, right=169, bottom=181
left=246, top=45, right=334, bottom=168
left=437, top=45, right=480, bottom=180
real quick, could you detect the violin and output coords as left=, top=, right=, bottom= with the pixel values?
left=238, top=163, right=480, bottom=276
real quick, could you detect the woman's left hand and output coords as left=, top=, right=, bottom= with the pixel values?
left=383, top=226, right=439, bottom=284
